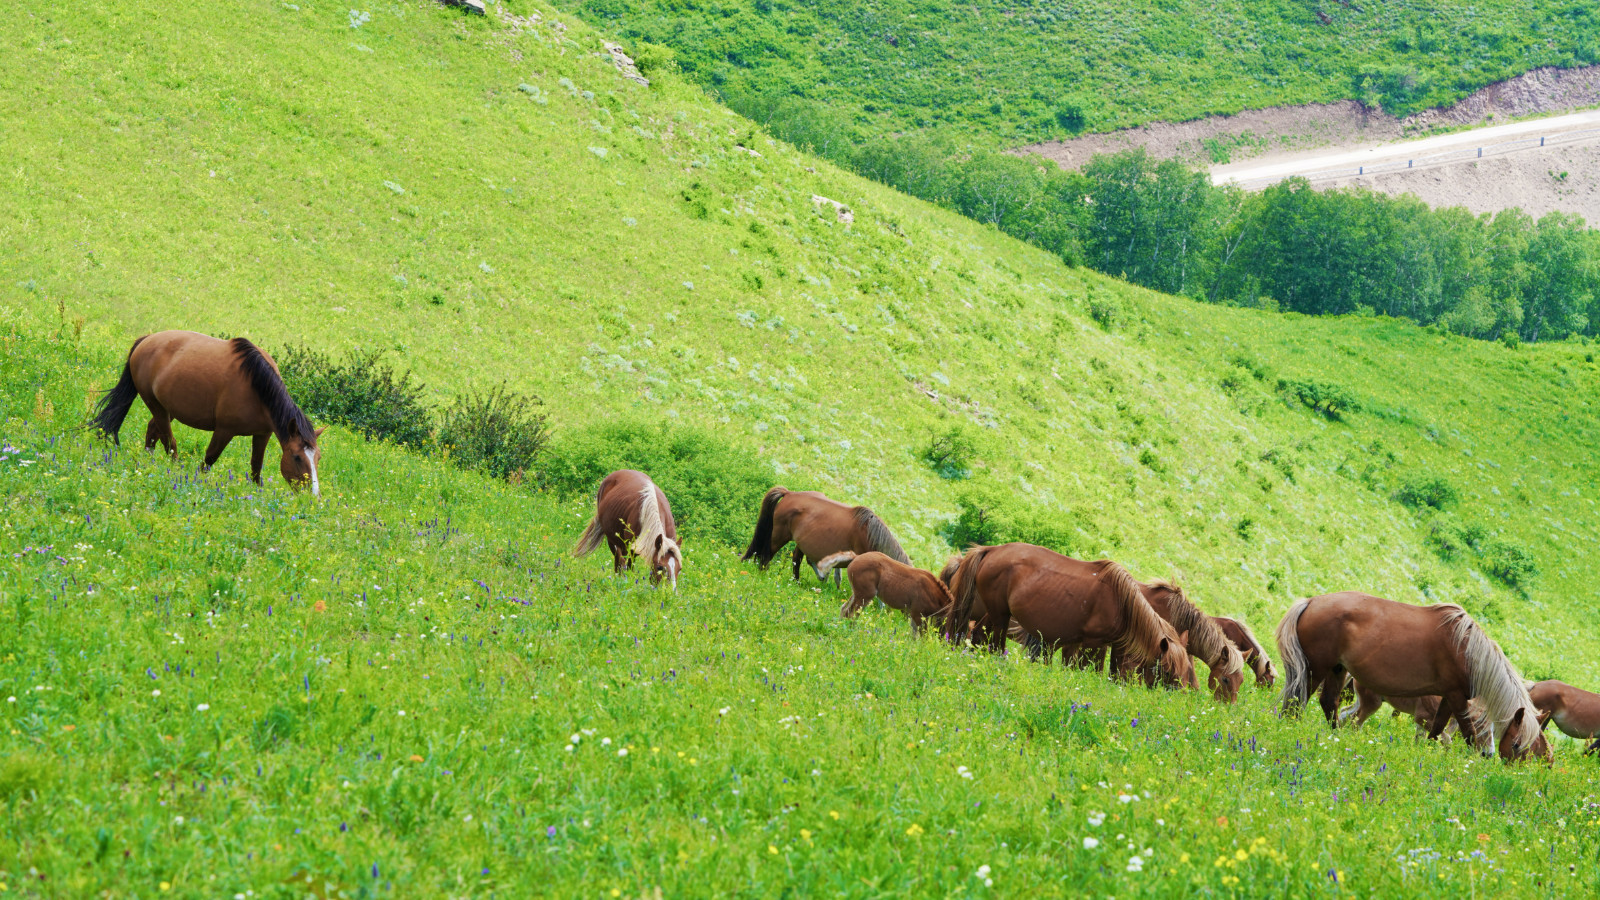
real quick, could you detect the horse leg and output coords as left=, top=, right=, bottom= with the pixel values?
left=202, top=431, right=234, bottom=472
left=144, top=408, right=177, bottom=457
left=1348, top=685, right=1384, bottom=728
left=1426, top=694, right=1467, bottom=743
left=791, top=546, right=804, bottom=581
left=250, top=434, right=269, bottom=484
left=1317, top=670, right=1346, bottom=726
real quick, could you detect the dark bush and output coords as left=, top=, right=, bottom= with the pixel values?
left=540, top=421, right=772, bottom=547
left=278, top=345, right=432, bottom=447
left=1087, top=293, right=1122, bottom=330
left=1480, top=540, right=1537, bottom=590
left=1279, top=378, right=1361, bottom=419
left=438, top=386, right=550, bottom=481
left=943, top=486, right=1079, bottom=555
left=1393, top=474, right=1461, bottom=511
left=921, top=425, right=977, bottom=480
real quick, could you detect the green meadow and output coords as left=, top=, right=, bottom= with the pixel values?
left=4, top=1, right=1600, bottom=896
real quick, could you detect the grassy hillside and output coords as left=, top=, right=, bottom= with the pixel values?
left=564, top=0, right=1600, bottom=144
left=6, top=308, right=1600, bottom=898
left=4, top=1, right=1600, bottom=892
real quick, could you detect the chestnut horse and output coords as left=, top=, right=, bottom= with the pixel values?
left=1136, top=580, right=1245, bottom=703
left=742, top=488, right=909, bottom=581
left=1214, top=616, right=1276, bottom=687
left=573, top=469, right=682, bottom=588
left=1338, top=687, right=1485, bottom=746
left=1528, top=681, right=1600, bottom=750
left=1276, top=592, right=1548, bottom=762
left=91, top=331, right=324, bottom=493
left=942, top=544, right=1196, bottom=691
left=817, top=551, right=952, bottom=634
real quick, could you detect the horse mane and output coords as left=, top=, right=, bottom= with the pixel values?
left=1440, top=605, right=1541, bottom=755
left=1224, top=616, right=1275, bottom=682
left=938, top=554, right=963, bottom=586
left=1145, top=579, right=1243, bottom=680
left=1102, top=562, right=1176, bottom=669
left=853, top=506, right=910, bottom=565
left=631, top=484, right=679, bottom=564
left=231, top=338, right=316, bottom=446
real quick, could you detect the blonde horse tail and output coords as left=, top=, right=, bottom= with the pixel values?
left=854, top=507, right=910, bottom=565
left=1444, top=607, right=1539, bottom=756
left=742, top=487, right=787, bottom=566
left=1274, top=598, right=1314, bottom=715
left=942, top=546, right=991, bottom=642
left=814, top=551, right=857, bottom=580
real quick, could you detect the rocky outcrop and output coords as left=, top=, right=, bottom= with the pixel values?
left=603, top=42, right=649, bottom=87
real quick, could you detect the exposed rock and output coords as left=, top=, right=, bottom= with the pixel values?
left=603, top=41, right=650, bottom=87
left=438, top=0, right=486, bottom=13
left=811, top=194, right=853, bottom=225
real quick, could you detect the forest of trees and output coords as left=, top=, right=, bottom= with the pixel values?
left=741, top=95, right=1600, bottom=343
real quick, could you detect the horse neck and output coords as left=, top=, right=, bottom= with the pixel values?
left=1105, top=565, right=1169, bottom=665
left=630, top=485, right=668, bottom=560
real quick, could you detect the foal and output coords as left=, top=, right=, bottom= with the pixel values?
left=817, top=551, right=952, bottom=634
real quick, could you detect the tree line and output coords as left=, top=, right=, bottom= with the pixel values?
left=739, top=94, right=1599, bottom=343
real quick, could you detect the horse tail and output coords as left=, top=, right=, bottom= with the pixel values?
left=90, top=335, right=147, bottom=443
left=814, top=551, right=856, bottom=580
left=942, top=546, right=992, bottom=642
left=742, top=487, right=787, bottom=565
left=1274, top=598, right=1314, bottom=715
left=854, top=506, right=910, bottom=565
left=1443, top=607, right=1540, bottom=756
left=1103, top=563, right=1168, bottom=669
left=572, top=480, right=610, bottom=558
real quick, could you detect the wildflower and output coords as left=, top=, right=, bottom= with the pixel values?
left=800, top=829, right=812, bottom=841
left=547, top=826, right=557, bottom=838
left=313, top=600, right=327, bottom=612
left=152, top=690, right=161, bottom=697
left=768, top=845, right=779, bottom=855
left=1117, top=793, right=1136, bottom=804
left=397, top=710, right=406, bottom=716
left=160, top=883, right=171, bottom=892
left=957, top=765, right=973, bottom=780
left=829, top=810, right=841, bottom=820
left=195, top=703, right=209, bottom=712
left=976, top=865, right=991, bottom=879
left=408, top=755, right=424, bottom=763
left=617, top=748, right=628, bottom=757
left=1179, top=853, right=1190, bottom=864
left=1087, top=811, right=1106, bottom=827
left=1235, top=849, right=1248, bottom=861
left=1127, top=855, right=1144, bottom=873
left=570, top=734, right=581, bottom=744
left=719, top=707, right=731, bottom=716
left=601, top=737, right=612, bottom=746
left=1083, top=837, right=1100, bottom=849
left=1477, top=833, right=1490, bottom=843
left=905, top=824, right=924, bottom=837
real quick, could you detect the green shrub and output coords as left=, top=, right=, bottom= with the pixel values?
left=540, top=421, right=772, bottom=547
left=1087, top=293, right=1122, bottom=330
left=1393, top=474, right=1461, bottom=511
left=278, top=345, right=433, bottom=447
left=943, top=485, right=1079, bottom=554
left=1481, top=540, right=1537, bottom=590
left=1500, top=329, right=1522, bottom=349
left=921, top=425, right=977, bottom=480
left=1279, top=378, right=1361, bottom=419
left=438, top=386, right=550, bottom=481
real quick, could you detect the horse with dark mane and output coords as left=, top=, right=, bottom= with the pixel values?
left=573, top=469, right=682, bottom=589
left=91, top=331, right=324, bottom=493
left=1214, top=616, right=1276, bottom=687
left=1137, top=580, right=1245, bottom=702
left=942, top=544, right=1196, bottom=690
left=742, top=488, right=909, bottom=581
left=816, top=551, right=952, bottom=634
left=1276, top=592, right=1548, bottom=762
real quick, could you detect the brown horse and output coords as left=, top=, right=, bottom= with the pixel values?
left=1276, top=592, right=1548, bottom=762
left=1214, top=616, right=1276, bottom=687
left=91, top=331, right=323, bottom=492
left=943, top=544, right=1196, bottom=690
left=1528, top=681, right=1600, bottom=748
left=572, top=469, right=682, bottom=588
left=1338, top=687, right=1485, bottom=747
left=742, top=487, right=909, bottom=581
left=817, top=551, right=952, bottom=634
left=1137, top=580, right=1245, bottom=702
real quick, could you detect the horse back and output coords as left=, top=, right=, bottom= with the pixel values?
left=130, top=331, right=270, bottom=433
left=987, top=545, right=1121, bottom=645
left=1298, top=592, right=1468, bottom=696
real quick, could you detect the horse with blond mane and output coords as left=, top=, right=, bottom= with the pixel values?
left=573, top=469, right=682, bottom=589
left=742, top=488, right=909, bottom=581
left=1276, top=592, right=1548, bottom=762
left=942, top=544, right=1196, bottom=691
left=816, top=551, right=952, bottom=634
left=1136, top=580, right=1245, bottom=703
left=1214, top=616, right=1276, bottom=687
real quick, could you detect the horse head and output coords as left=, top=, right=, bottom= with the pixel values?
left=1206, top=641, right=1246, bottom=703
left=280, top=426, right=325, bottom=496
left=1497, top=707, right=1552, bottom=764
left=649, top=534, right=682, bottom=590
left=1156, top=632, right=1198, bottom=691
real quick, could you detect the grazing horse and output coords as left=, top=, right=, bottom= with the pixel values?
left=1214, top=616, right=1276, bottom=687
left=572, top=469, right=682, bottom=589
left=1275, top=592, right=1548, bottom=762
left=91, top=331, right=324, bottom=493
left=1338, top=687, right=1485, bottom=747
left=742, top=487, right=909, bottom=581
left=943, top=544, right=1196, bottom=691
left=1136, top=580, right=1245, bottom=703
left=1528, top=681, right=1600, bottom=749
left=816, top=551, right=952, bottom=634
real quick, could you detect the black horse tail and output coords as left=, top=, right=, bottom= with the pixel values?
left=90, top=336, right=147, bottom=443
left=942, top=545, right=992, bottom=643
left=853, top=506, right=910, bottom=565
left=742, top=486, right=787, bottom=566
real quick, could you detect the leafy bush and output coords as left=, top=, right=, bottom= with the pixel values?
left=278, top=345, right=433, bottom=447
left=1393, top=474, right=1461, bottom=511
left=943, top=485, right=1080, bottom=555
left=540, top=421, right=772, bottom=547
left=1481, top=540, right=1537, bottom=590
left=1087, top=293, right=1122, bottom=330
left=921, top=425, right=977, bottom=480
left=438, top=386, right=550, bottom=481
left=1279, top=378, right=1361, bottom=419
left=1426, top=516, right=1487, bottom=562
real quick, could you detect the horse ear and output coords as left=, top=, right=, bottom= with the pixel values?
left=1158, top=637, right=1171, bottom=655
left=654, top=534, right=664, bottom=551
left=314, top=426, right=327, bottom=439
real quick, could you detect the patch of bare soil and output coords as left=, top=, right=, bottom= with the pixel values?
left=1020, top=65, right=1600, bottom=170
left=1331, top=142, right=1600, bottom=223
